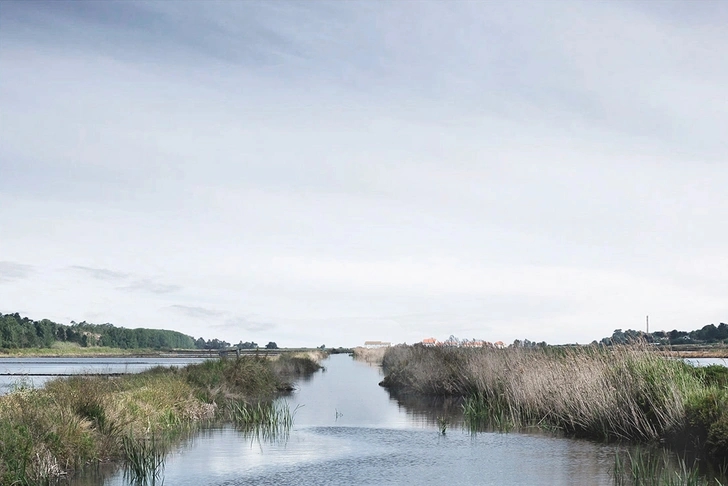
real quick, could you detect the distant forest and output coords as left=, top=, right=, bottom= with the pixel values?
left=601, top=323, right=728, bottom=346
left=0, top=313, right=255, bottom=350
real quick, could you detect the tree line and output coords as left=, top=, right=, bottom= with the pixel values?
left=0, top=313, right=196, bottom=350
left=192, top=338, right=279, bottom=350
left=0, top=313, right=277, bottom=351
left=601, top=323, right=728, bottom=346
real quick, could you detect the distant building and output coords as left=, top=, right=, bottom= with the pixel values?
left=422, top=338, right=437, bottom=347
left=494, top=341, right=505, bottom=349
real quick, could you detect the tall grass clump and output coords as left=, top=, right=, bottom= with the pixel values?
left=227, top=400, right=295, bottom=428
left=0, top=420, right=34, bottom=485
left=613, top=447, right=725, bottom=486
left=0, top=353, right=321, bottom=483
left=380, top=344, right=728, bottom=458
left=122, top=432, right=165, bottom=485
left=271, top=352, right=324, bottom=376
left=226, top=400, right=300, bottom=443
left=183, top=356, right=280, bottom=400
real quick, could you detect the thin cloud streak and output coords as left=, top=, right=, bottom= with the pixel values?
left=118, top=280, right=181, bottom=295
left=0, top=262, right=35, bottom=283
left=69, top=265, right=129, bottom=281
left=167, top=305, right=224, bottom=319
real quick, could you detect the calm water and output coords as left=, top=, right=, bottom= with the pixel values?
left=686, top=357, right=728, bottom=367
left=0, top=357, right=210, bottom=394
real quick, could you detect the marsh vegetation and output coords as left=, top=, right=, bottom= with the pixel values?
left=613, top=447, right=727, bottom=486
left=352, top=346, right=388, bottom=364
left=380, top=344, right=728, bottom=464
left=0, top=353, right=322, bottom=484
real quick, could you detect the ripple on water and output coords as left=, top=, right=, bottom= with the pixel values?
left=154, top=425, right=617, bottom=486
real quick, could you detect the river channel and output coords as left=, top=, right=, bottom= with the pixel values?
left=96, top=354, right=623, bottom=485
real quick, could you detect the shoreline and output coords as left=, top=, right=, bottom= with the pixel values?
left=665, top=351, right=728, bottom=359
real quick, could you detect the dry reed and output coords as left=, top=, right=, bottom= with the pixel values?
left=352, top=346, right=388, bottom=364
left=381, top=344, right=722, bottom=446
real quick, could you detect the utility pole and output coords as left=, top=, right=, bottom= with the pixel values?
left=646, top=315, right=649, bottom=334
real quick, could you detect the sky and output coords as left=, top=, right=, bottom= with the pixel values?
left=1, top=0, right=727, bottom=348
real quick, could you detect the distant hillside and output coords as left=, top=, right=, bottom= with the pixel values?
left=0, top=312, right=195, bottom=350
left=600, top=323, right=728, bottom=346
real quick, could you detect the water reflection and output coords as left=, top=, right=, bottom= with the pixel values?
left=385, top=387, right=466, bottom=428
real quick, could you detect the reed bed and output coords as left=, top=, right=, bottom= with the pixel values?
left=272, top=352, right=325, bottom=376
left=613, top=447, right=726, bottom=486
left=380, top=344, right=728, bottom=459
left=0, top=353, right=321, bottom=484
left=352, top=346, right=388, bottom=364
left=122, top=432, right=165, bottom=485
left=227, top=400, right=296, bottom=427
left=227, top=400, right=302, bottom=444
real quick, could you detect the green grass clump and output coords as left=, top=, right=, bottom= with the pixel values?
left=436, top=416, right=449, bottom=435
left=122, top=432, right=165, bottom=485
left=0, top=421, right=33, bottom=485
left=272, top=354, right=323, bottom=376
left=679, top=389, right=728, bottom=460
left=692, top=365, right=728, bottom=388
left=227, top=400, right=301, bottom=444
left=462, top=391, right=516, bottom=433
left=613, top=447, right=725, bottom=486
left=227, top=400, right=294, bottom=427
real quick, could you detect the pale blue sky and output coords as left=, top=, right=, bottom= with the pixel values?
left=1, top=0, right=727, bottom=346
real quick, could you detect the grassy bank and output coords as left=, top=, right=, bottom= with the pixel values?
left=0, top=353, right=322, bottom=484
left=0, top=343, right=332, bottom=358
left=380, top=345, right=728, bottom=461
left=665, top=344, right=728, bottom=359
left=0, top=342, right=167, bottom=357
